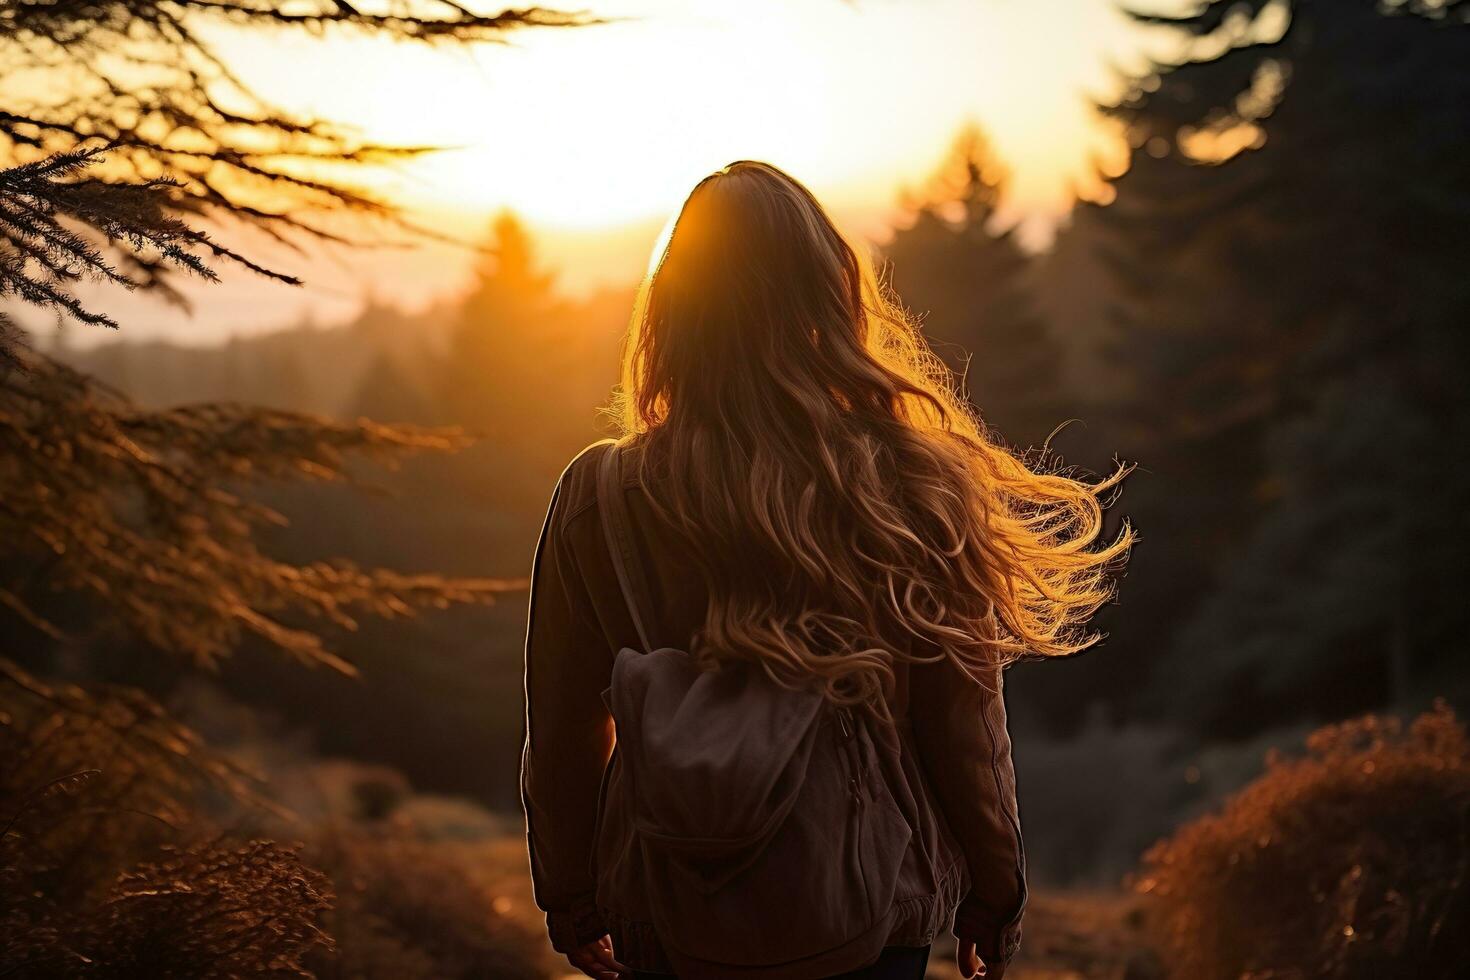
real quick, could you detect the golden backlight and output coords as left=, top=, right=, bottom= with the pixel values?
left=60, top=0, right=1167, bottom=339
left=215, top=0, right=1152, bottom=246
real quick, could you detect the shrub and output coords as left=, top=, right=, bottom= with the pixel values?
left=1, top=662, right=333, bottom=977
left=86, top=840, right=333, bottom=978
left=1137, top=703, right=1470, bottom=979
left=2, top=662, right=552, bottom=978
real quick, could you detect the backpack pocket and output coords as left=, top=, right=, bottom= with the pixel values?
left=605, top=649, right=913, bottom=968
left=608, top=648, right=824, bottom=883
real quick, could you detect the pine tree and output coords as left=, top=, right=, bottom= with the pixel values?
left=885, top=129, right=1067, bottom=451
left=1103, top=0, right=1470, bottom=434
left=1095, top=0, right=1470, bottom=733
left=441, top=213, right=580, bottom=456
left=0, top=2, right=585, bottom=967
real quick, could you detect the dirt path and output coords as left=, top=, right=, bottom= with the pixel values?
left=469, top=836, right=1161, bottom=980
left=926, top=891, right=1160, bottom=980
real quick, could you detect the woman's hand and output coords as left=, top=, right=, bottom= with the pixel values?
left=956, top=939, right=1006, bottom=979
left=567, top=935, right=629, bottom=979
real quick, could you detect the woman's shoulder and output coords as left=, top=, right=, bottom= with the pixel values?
left=549, top=438, right=634, bottom=528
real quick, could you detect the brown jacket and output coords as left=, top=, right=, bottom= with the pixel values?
left=521, top=442, right=1026, bottom=974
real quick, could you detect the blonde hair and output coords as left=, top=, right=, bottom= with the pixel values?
left=616, top=160, right=1133, bottom=708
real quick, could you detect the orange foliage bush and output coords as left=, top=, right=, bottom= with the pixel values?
left=2, top=661, right=554, bottom=977
left=1, top=661, right=333, bottom=976
left=87, top=840, right=332, bottom=977
left=1137, top=704, right=1470, bottom=979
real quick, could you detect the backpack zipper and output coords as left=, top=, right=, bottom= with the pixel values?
left=837, top=708, right=864, bottom=808
left=839, top=706, right=874, bottom=915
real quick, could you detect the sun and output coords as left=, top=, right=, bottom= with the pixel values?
left=382, top=6, right=862, bottom=231
left=217, top=1, right=1132, bottom=216
left=202, top=0, right=1150, bottom=294
left=71, top=0, right=1159, bottom=336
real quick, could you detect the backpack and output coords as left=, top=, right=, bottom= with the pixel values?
left=594, top=443, right=914, bottom=976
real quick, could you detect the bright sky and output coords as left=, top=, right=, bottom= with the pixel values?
left=59, top=0, right=1169, bottom=346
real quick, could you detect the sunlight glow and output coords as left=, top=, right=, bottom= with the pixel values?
left=79, top=0, right=1171, bottom=339
left=216, top=0, right=1154, bottom=243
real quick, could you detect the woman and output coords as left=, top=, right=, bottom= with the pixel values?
left=522, top=161, right=1131, bottom=980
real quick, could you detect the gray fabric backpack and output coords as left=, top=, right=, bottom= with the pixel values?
left=595, top=444, right=913, bottom=976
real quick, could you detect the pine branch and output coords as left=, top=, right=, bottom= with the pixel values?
left=0, top=143, right=301, bottom=331
left=0, top=1, right=591, bottom=338
left=0, top=3, right=593, bottom=224
left=0, top=347, right=526, bottom=673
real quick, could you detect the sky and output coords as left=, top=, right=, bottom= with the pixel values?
left=51, top=0, right=1172, bottom=347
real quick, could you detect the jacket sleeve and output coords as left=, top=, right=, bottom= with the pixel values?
left=910, top=656, right=1027, bottom=966
left=521, top=476, right=616, bottom=953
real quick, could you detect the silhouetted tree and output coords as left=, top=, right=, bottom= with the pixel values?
left=443, top=212, right=563, bottom=436
left=1102, top=0, right=1468, bottom=434
left=885, top=129, right=1066, bottom=450
left=1095, top=0, right=1470, bottom=733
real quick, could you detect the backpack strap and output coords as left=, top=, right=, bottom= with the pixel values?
left=597, top=441, right=655, bottom=651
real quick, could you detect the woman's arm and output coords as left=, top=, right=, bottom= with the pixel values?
left=521, top=477, right=616, bottom=954
left=911, top=656, right=1027, bottom=971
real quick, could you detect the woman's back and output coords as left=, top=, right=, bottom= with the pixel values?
left=521, top=161, right=1131, bottom=980
left=525, top=440, right=1018, bottom=977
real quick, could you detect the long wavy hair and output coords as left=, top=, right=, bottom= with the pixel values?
left=617, top=160, right=1133, bottom=708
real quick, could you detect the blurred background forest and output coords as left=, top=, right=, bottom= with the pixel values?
left=3, top=0, right=1469, bottom=977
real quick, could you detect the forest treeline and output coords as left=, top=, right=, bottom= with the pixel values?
left=3, top=0, right=1469, bottom=975
left=46, top=0, right=1470, bottom=850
